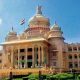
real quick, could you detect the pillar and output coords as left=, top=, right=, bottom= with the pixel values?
left=32, top=46, right=35, bottom=67
left=18, top=47, right=20, bottom=69
left=38, top=46, right=40, bottom=66
left=78, top=54, right=79, bottom=69
left=2, top=46, right=6, bottom=69
left=11, top=46, right=13, bottom=68
left=42, top=46, right=44, bottom=66
left=25, top=47, right=27, bottom=68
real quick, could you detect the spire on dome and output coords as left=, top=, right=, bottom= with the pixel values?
left=11, top=26, right=14, bottom=31
left=54, top=21, right=57, bottom=25
left=51, top=21, right=61, bottom=30
left=36, top=5, right=42, bottom=14
left=54, top=21, right=59, bottom=27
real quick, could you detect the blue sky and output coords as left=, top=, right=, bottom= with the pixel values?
left=0, top=0, right=80, bottom=43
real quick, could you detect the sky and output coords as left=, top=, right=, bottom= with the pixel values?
left=0, top=0, right=80, bottom=45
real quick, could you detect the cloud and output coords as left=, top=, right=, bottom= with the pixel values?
left=0, top=18, right=2, bottom=25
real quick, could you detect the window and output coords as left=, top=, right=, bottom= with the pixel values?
left=74, top=63, right=78, bottom=68
left=53, top=53, right=57, bottom=56
left=69, top=62, right=73, bottom=68
left=0, top=60, right=2, bottom=63
left=68, top=55, right=72, bottom=59
left=28, top=48, right=32, bottom=52
left=53, top=62, right=56, bottom=66
left=22, top=56, right=24, bottom=60
left=74, top=55, right=77, bottom=59
left=73, top=47, right=77, bottom=51
left=68, top=47, right=72, bottom=51
left=78, top=47, right=80, bottom=51
left=0, top=54, right=2, bottom=56
left=40, top=47, right=41, bottom=51
left=79, top=55, right=80, bottom=58
left=20, top=49, right=25, bottom=53
left=16, top=57, right=18, bottom=60
left=28, top=55, right=32, bottom=59
left=36, top=48, right=38, bottom=51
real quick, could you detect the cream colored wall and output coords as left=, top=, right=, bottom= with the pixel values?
left=49, top=37, right=65, bottom=70
left=66, top=44, right=80, bottom=70
left=0, top=52, right=3, bottom=69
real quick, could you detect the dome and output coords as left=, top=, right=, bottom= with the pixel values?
left=5, top=27, right=17, bottom=41
left=8, top=31, right=17, bottom=36
left=28, top=5, right=50, bottom=26
left=8, top=27, right=17, bottom=36
left=48, top=22, right=64, bottom=39
left=51, top=22, right=61, bottom=31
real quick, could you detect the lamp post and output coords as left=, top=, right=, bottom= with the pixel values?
left=72, top=69, right=76, bottom=80
left=70, top=68, right=76, bottom=80
left=39, top=70, right=42, bottom=80
left=9, top=67, right=13, bottom=80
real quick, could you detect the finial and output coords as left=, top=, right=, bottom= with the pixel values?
left=11, top=26, right=14, bottom=31
left=36, top=5, right=42, bottom=14
left=54, top=21, right=57, bottom=25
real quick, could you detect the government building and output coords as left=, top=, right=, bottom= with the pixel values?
left=0, top=6, right=80, bottom=72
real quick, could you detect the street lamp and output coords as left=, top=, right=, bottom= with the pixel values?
left=70, top=68, right=76, bottom=80
left=9, top=67, right=13, bottom=80
left=72, top=69, right=76, bottom=80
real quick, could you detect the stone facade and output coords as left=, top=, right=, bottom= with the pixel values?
left=0, top=6, right=80, bottom=72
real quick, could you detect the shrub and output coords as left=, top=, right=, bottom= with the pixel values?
left=53, top=73, right=73, bottom=79
left=27, top=74, right=38, bottom=80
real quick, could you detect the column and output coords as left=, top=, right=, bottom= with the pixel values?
left=38, top=46, right=40, bottom=66
left=44, top=47, right=47, bottom=67
left=72, top=46, right=73, bottom=52
left=32, top=46, right=35, bottom=67
left=2, top=46, right=6, bottom=69
left=76, top=54, right=79, bottom=69
left=18, top=47, right=20, bottom=69
left=77, top=46, right=78, bottom=52
left=46, top=47, right=48, bottom=66
left=25, top=47, right=27, bottom=68
left=40, top=46, right=42, bottom=66
left=42, top=46, right=44, bottom=66
left=72, top=54, right=74, bottom=68
left=11, top=46, right=13, bottom=68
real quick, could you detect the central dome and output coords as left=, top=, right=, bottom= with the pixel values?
left=28, top=5, right=50, bottom=27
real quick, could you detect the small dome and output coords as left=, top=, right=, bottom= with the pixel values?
left=8, top=31, right=17, bottom=36
left=48, top=22, right=64, bottom=39
left=5, top=27, right=17, bottom=41
left=28, top=5, right=50, bottom=26
left=51, top=22, right=61, bottom=31
left=8, top=27, right=17, bottom=36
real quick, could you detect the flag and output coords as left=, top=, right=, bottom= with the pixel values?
left=20, top=19, right=25, bottom=25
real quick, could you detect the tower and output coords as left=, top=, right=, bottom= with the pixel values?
left=48, top=22, right=65, bottom=71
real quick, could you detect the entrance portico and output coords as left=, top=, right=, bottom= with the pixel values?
left=1, top=39, right=49, bottom=69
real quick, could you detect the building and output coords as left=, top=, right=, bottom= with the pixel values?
left=0, top=50, right=2, bottom=68
left=0, top=6, right=80, bottom=72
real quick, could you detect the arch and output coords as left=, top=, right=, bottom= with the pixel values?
left=73, top=47, right=77, bottom=51
left=74, top=54, right=77, bottom=59
left=68, top=54, right=72, bottom=59
left=79, top=54, right=80, bottom=58
left=68, top=47, right=72, bottom=51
